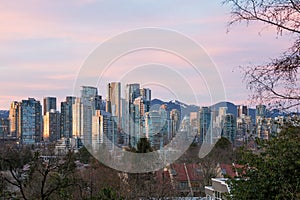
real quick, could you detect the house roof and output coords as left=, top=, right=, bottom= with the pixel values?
left=169, top=163, right=203, bottom=182
left=219, top=163, right=244, bottom=178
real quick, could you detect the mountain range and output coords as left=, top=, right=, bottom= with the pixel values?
left=150, top=98, right=286, bottom=121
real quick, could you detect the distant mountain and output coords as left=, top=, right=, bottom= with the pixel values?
left=210, top=102, right=258, bottom=124
left=210, top=101, right=238, bottom=118
left=267, top=109, right=287, bottom=118
left=151, top=99, right=244, bottom=119
left=168, top=100, right=199, bottom=119
left=0, top=110, right=9, bottom=119
left=150, top=99, right=289, bottom=122
left=150, top=99, right=165, bottom=106
left=150, top=99, right=199, bottom=119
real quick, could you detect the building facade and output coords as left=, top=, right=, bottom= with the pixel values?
left=60, top=96, right=76, bottom=139
left=222, top=114, right=236, bottom=143
left=9, top=101, right=20, bottom=137
left=199, top=107, right=212, bottom=144
left=43, top=109, right=60, bottom=142
left=19, top=98, right=42, bottom=144
left=43, top=97, right=57, bottom=115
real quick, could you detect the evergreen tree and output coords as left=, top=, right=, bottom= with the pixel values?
left=228, top=124, right=300, bottom=199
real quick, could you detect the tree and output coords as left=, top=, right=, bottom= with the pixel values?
left=76, top=146, right=93, bottom=164
left=0, top=145, right=79, bottom=200
left=224, top=0, right=300, bottom=110
left=227, top=124, right=300, bottom=199
left=77, top=158, right=122, bottom=200
left=0, top=144, right=34, bottom=199
left=91, top=187, right=120, bottom=200
left=136, top=138, right=153, bottom=153
left=199, top=137, right=235, bottom=189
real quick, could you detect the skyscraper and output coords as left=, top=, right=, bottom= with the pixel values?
left=170, top=108, right=180, bottom=137
left=19, top=98, right=42, bottom=144
left=256, top=104, right=267, bottom=118
left=60, top=96, right=76, bottom=139
left=237, top=105, right=248, bottom=118
left=222, top=114, right=236, bottom=143
left=216, top=107, right=227, bottom=129
left=106, top=82, right=121, bottom=127
left=9, top=101, right=20, bottom=137
left=0, top=118, right=9, bottom=138
left=125, top=83, right=140, bottom=147
left=92, top=110, right=116, bottom=150
left=43, top=97, right=60, bottom=142
left=72, top=98, right=82, bottom=138
left=199, top=107, right=212, bottom=144
left=144, top=110, right=161, bottom=148
left=126, top=83, right=140, bottom=104
left=140, top=88, right=151, bottom=112
left=43, top=97, right=57, bottom=115
left=43, top=109, right=60, bottom=142
left=73, top=86, right=101, bottom=146
left=133, top=96, right=146, bottom=117
left=132, top=96, right=145, bottom=145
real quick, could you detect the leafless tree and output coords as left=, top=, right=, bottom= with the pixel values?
left=0, top=144, right=79, bottom=200
left=224, top=0, right=300, bottom=110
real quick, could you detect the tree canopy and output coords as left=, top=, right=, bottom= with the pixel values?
left=136, top=138, right=152, bottom=153
left=228, top=124, right=300, bottom=199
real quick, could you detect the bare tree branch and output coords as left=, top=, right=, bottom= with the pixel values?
left=225, top=0, right=300, bottom=110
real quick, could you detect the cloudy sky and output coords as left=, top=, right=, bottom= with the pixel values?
left=0, top=0, right=292, bottom=109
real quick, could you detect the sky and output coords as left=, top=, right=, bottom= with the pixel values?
left=0, top=0, right=292, bottom=110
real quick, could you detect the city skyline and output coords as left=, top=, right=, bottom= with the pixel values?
left=0, top=83, right=262, bottom=112
left=0, top=0, right=293, bottom=110
left=0, top=81, right=289, bottom=173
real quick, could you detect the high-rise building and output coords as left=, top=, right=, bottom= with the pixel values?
left=106, top=82, right=121, bottom=127
left=256, top=117, right=274, bottom=140
left=199, top=107, right=212, bottom=144
left=237, top=105, right=248, bottom=118
left=125, top=83, right=140, bottom=147
left=222, top=114, right=236, bottom=143
left=219, top=107, right=227, bottom=116
left=43, top=97, right=57, bottom=115
left=126, top=83, right=140, bottom=104
left=124, top=84, right=154, bottom=147
left=92, top=110, right=104, bottom=148
left=43, top=109, right=60, bottom=142
left=43, top=97, right=60, bottom=142
left=132, top=96, right=146, bottom=145
left=19, top=98, right=42, bottom=144
left=140, top=88, right=151, bottom=112
left=60, top=96, right=76, bottom=139
left=236, top=115, right=253, bottom=145
left=72, top=98, right=82, bottom=138
left=256, top=104, right=267, bottom=118
left=73, top=86, right=102, bottom=147
left=215, top=107, right=227, bottom=128
left=9, top=101, right=20, bottom=137
left=120, top=98, right=127, bottom=129
left=158, top=105, right=170, bottom=142
left=133, top=97, right=146, bottom=117
left=145, top=110, right=161, bottom=149
left=82, top=86, right=100, bottom=146
left=190, top=112, right=198, bottom=129
left=92, top=110, right=117, bottom=150
left=170, top=109, right=180, bottom=137
left=0, top=118, right=9, bottom=138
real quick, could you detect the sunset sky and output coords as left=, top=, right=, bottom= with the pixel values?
left=0, top=0, right=292, bottom=109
